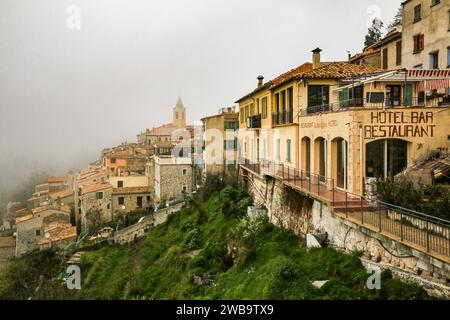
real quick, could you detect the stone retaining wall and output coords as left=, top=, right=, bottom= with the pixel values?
left=243, top=171, right=450, bottom=297
left=113, top=202, right=184, bottom=245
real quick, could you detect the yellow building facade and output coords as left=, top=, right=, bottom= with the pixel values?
left=237, top=49, right=450, bottom=197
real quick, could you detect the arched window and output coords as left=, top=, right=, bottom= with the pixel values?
left=314, top=137, right=327, bottom=180
left=332, top=138, right=348, bottom=189
left=301, top=137, right=311, bottom=173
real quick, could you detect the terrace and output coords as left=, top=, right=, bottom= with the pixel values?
left=240, top=158, right=450, bottom=262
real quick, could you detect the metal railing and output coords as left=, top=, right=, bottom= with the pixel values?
left=302, top=96, right=449, bottom=115
left=239, top=158, right=450, bottom=258
left=246, top=114, right=262, bottom=129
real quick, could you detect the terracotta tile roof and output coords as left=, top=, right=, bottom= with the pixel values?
left=146, top=123, right=178, bottom=136
left=14, top=208, right=28, bottom=215
left=80, top=183, right=112, bottom=195
left=349, top=48, right=381, bottom=63
left=31, top=204, right=72, bottom=215
left=235, top=81, right=273, bottom=103
left=48, top=177, right=65, bottom=183
left=270, top=62, right=313, bottom=88
left=113, top=186, right=151, bottom=195
left=16, top=214, right=33, bottom=223
left=49, top=189, right=74, bottom=199
left=296, top=62, right=382, bottom=79
left=36, top=226, right=77, bottom=245
left=43, top=222, right=73, bottom=233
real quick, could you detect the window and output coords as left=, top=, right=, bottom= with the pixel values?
left=431, top=0, right=440, bottom=6
left=447, top=47, right=450, bottom=67
left=382, top=48, right=388, bottom=69
left=36, top=230, right=42, bottom=236
left=276, top=139, right=281, bottom=161
left=117, top=180, right=123, bottom=188
left=224, top=121, right=238, bottom=130
left=182, top=185, right=187, bottom=193
left=118, top=197, right=124, bottom=205
left=307, top=85, right=330, bottom=113
left=95, top=192, right=103, bottom=200
left=137, top=196, right=143, bottom=208
left=261, top=97, right=268, bottom=119
left=414, top=4, right=422, bottom=22
left=429, top=51, right=439, bottom=69
left=413, top=34, right=424, bottom=54
left=110, top=158, right=116, bottom=164
left=182, top=168, right=187, bottom=176
left=286, top=139, right=291, bottom=162
left=107, top=203, right=110, bottom=210
left=396, top=41, right=402, bottom=66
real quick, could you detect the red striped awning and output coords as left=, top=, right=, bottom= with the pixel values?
left=408, top=69, right=450, bottom=78
left=417, top=79, right=450, bottom=91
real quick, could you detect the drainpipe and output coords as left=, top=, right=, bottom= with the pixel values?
left=359, top=126, right=363, bottom=196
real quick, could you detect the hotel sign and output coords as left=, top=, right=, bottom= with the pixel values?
left=364, top=111, right=435, bottom=139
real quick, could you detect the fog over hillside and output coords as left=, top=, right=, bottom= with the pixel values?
left=0, top=0, right=401, bottom=210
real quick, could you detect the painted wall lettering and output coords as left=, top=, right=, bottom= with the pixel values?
left=365, top=111, right=435, bottom=139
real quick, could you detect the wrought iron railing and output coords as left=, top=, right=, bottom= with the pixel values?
left=246, top=114, right=262, bottom=129
left=302, top=96, right=449, bottom=116
left=239, top=158, right=450, bottom=258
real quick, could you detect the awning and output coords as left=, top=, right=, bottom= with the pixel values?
left=417, top=79, right=450, bottom=91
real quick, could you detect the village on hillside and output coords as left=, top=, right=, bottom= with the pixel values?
left=0, top=0, right=449, bottom=298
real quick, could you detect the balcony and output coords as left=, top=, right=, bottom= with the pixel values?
left=272, top=110, right=294, bottom=126
left=302, top=96, right=450, bottom=116
left=246, top=114, right=262, bottom=129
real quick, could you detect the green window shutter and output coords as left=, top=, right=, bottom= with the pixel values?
left=339, top=87, right=349, bottom=107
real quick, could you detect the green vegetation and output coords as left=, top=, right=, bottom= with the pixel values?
left=377, top=178, right=450, bottom=220
left=0, top=185, right=432, bottom=300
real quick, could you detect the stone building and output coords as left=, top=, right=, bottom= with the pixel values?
left=350, top=27, right=403, bottom=70
left=154, top=155, right=193, bottom=203
left=201, top=107, right=239, bottom=175
left=36, top=222, right=77, bottom=251
left=102, top=143, right=146, bottom=176
left=78, top=183, right=113, bottom=232
left=136, top=97, right=190, bottom=146
left=112, top=186, right=153, bottom=218
left=15, top=205, right=73, bottom=256
left=401, top=0, right=450, bottom=70
left=237, top=48, right=450, bottom=196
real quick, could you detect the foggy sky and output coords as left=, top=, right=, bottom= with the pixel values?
left=0, top=0, right=401, bottom=190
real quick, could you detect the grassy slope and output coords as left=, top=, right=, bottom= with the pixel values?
left=77, top=187, right=430, bottom=300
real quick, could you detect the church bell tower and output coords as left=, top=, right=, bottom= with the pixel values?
left=172, top=97, right=186, bottom=128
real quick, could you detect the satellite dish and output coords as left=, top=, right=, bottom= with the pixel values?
left=44, top=232, right=50, bottom=239
left=121, top=205, right=126, bottom=210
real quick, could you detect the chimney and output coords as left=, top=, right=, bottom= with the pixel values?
left=257, top=75, right=264, bottom=88
left=312, top=47, right=322, bottom=69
